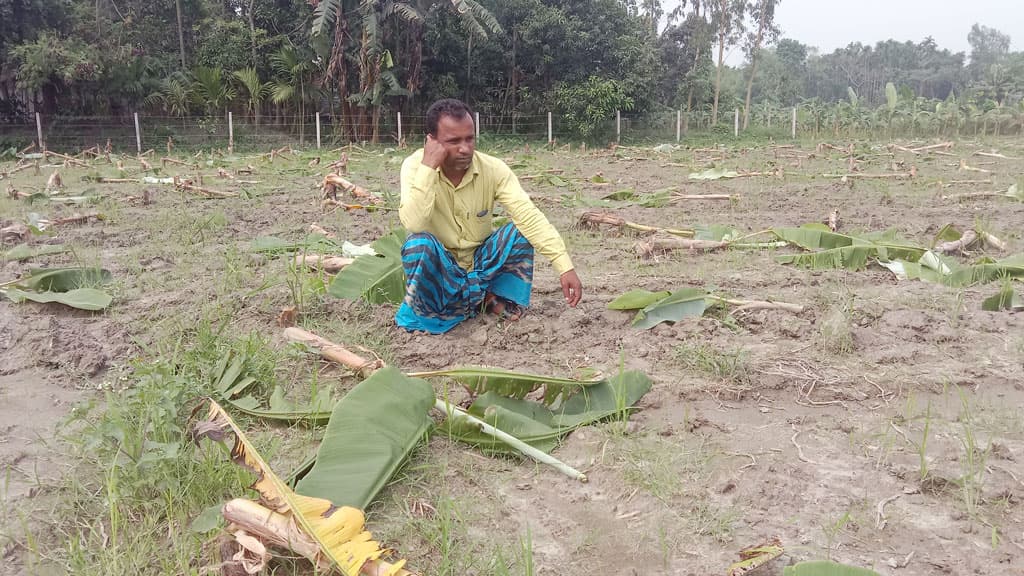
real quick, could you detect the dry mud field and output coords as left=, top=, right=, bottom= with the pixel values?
left=1, top=138, right=1023, bottom=576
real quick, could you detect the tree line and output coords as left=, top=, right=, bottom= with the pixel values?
left=0, top=0, right=1022, bottom=141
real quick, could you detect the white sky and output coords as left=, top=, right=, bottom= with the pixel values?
left=708, top=0, right=1023, bottom=65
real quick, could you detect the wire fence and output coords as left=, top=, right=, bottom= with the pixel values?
left=1, top=106, right=1017, bottom=154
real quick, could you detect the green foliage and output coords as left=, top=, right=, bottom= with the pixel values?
left=441, top=370, right=653, bottom=453
left=10, top=32, right=101, bottom=93
left=0, top=266, right=113, bottom=310
left=328, top=228, right=407, bottom=304
left=552, top=76, right=634, bottom=138
left=1, top=243, right=69, bottom=262
left=191, top=66, right=236, bottom=114
left=412, top=366, right=598, bottom=406
left=981, top=282, right=1023, bottom=311
left=294, top=367, right=436, bottom=509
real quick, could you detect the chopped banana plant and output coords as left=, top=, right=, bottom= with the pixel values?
left=280, top=327, right=652, bottom=481
left=727, top=537, right=785, bottom=576
left=191, top=399, right=414, bottom=576
left=576, top=210, right=695, bottom=237
left=609, top=288, right=804, bottom=329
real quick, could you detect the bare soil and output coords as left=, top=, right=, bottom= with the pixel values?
left=2, top=140, right=1023, bottom=575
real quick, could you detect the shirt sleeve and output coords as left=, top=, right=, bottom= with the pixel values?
left=495, top=165, right=574, bottom=275
left=399, top=152, right=439, bottom=233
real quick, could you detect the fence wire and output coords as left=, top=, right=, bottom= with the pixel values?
left=1, top=107, right=1018, bottom=154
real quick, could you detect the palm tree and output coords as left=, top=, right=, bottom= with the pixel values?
left=145, top=73, right=194, bottom=118
left=192, top=66, right=236, bottom=116
left=269, top=47, right=320, bottom=143
left=233, top=67, right=269, bottom=125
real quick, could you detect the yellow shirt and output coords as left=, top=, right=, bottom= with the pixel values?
left=399, top=149, right=574, bottom=275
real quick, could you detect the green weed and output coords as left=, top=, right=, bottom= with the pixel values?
left=673, top=342, right=749, bottom=384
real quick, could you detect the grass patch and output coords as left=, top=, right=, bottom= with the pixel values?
left=673, top=342, right=750, bottom=384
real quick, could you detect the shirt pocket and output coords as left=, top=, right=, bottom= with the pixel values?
left=466, top=203, right=493, bottom=239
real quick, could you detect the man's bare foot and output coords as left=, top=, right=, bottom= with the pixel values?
left=484, top=293, right=524, bottom=321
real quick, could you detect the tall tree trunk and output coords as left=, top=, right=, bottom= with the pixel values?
left=248, top=0, right=258, bottom=66
left=742, top=1, right=768, bottom=130
left=175, top=0, right=186, bottom=69
left=406, top=22, right=423, bottom=96
left=326, top=2, right=351, bottom=140
left=712, top=30, right=724, bottom=125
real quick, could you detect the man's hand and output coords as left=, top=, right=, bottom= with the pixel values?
left=421, top=134, right=447, bottom=169
left=559, top=270, right=583, bottom=307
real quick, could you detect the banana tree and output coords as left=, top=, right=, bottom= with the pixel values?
left=351, top=0, right=420, bottom=142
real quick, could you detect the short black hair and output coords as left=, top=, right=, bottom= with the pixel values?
left=425, top=98, right=473, bottom=136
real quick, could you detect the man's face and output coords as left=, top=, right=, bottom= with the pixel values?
left=434, top=113, right=475, bottom=173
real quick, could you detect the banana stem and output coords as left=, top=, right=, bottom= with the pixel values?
left=434, top=399, right=588, bottom=483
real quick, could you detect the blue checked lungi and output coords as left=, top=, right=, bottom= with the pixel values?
left=395, top=223, right=534, bottom=333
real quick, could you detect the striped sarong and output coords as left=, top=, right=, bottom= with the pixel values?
left=395, top=223, right=534, bottom=333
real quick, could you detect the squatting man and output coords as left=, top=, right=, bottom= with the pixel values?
left=395, top=98, right=583, bottom=333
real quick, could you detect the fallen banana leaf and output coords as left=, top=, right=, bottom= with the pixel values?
left=773, top=225, right=926, bottom=270
left=328, top=228, right=407, bottom=304
left=689, top=167, right=739, bottom=180
left=281, top=327, right=605, bottom=481
left=1, top=243, right=69, bottom=262
left=982, top=283, right=1023, bottom=311
left=783, top=560, right=881, bottom=576
left=632, top=288, right=709, bottom=329
left=20, top=266, right=112, bottom=291
left=611, top=288, right=804, bottom=329
left=191, top=399, right=411, bottom=576
left=410, top=365, right=599, bottom=406
left=442, top=370, right=652, bottom=453
left=727, top=537, right=784, bottom=576
left=2, top=287, right=112, bottom=310
left=294, top=367, right=435, bottom=509
left=250, top=234, right=341, bottom=255
left=608, top=289, right=673, bottom=310
left=881, top=253, right=1024, bottom=286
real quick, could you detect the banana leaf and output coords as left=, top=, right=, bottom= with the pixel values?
left=441, top=370, right=652, bottom=453
left=881, top=254, right=1024, bottom=287
left=727, top=537, right=784, bottom=576
left=328, top=228, right=407, bottom=304
left=772, top=226, right=926, bottom=270
left=771, top=225, right=860, bottom=249
left=411, top=365, right=598, bottom=406
left=783, top=560, right=880, bottom=576
left=694, top=225, right=743, bottom=242
left=632, top=288, right=709, bottom=329
left=932, top=223, right=963, bottom=246
left=20, top=267, right=112, bottom=291
left=608, top=289, right=672, bottom=310
left=982, top=283, right=1023, bottom=311
left=2, top=287, right=112, bottom=310
left=192, top=399, right=408, bottom=576
left=689, top=167, right=739, bottom=180
left=2, top=243, right=69, bottom=262
left=294, top=367, right=434, bottom=509
left=1004, top=182, right=1022, bottom=202
left=250, top=233, right=341, bottom=254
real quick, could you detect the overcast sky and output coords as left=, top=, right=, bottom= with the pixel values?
left=717, top=0, right=1022, bottom=65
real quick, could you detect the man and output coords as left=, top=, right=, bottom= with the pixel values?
left=396, top=98, right=583, bottom=334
